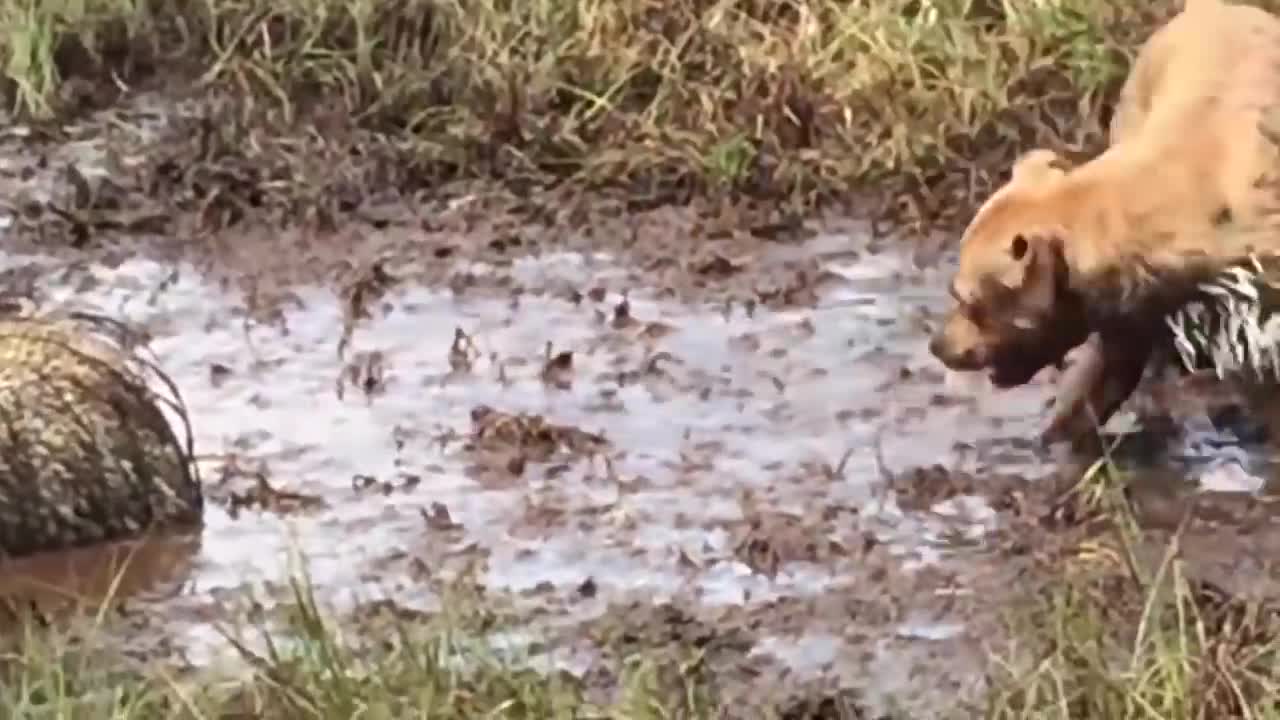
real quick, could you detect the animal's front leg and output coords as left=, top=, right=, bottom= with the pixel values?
left=1041, top=328, right=1153, bottom=444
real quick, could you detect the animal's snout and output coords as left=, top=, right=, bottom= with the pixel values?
left=927, top=333, right=949, bottom=362
left=928, top=324, right=986, bottom=371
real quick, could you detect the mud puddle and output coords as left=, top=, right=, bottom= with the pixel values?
left=0, top=224, right=1275, bottom=713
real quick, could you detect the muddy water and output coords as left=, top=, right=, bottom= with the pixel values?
left=0, top=226, right=1267, bottom=704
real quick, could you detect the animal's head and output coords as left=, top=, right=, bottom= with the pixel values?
left=928, top=149, right=1092, bottom=387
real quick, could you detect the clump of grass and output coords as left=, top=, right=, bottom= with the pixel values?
left=984, top=460, right=1280, bottom=720
left=0, top=0, right=1196, bottom=220
left=0, top=560, right=741, bottom=719
left=0, top=0, right=137, bottom=118
left=208, top=572, right=590, bottom=718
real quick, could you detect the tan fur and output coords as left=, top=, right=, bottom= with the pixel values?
left=929, top=0, right=1280, bottom=441
left=961, top=0, right=1280, bottom=301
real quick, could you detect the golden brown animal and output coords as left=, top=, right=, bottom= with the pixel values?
left=928, top=0, right=1280, bottom=442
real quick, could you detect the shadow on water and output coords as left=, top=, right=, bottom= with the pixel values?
left=0, top=534, right=201, bottom=619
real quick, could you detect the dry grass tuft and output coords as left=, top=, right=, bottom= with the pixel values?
left=0, top=0, right=1207, bottom=225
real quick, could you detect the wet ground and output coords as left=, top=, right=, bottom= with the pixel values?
left=3, top=93, right=1280, bottom=717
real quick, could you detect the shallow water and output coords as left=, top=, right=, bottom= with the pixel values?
left=0, top=227, right=1266, bottom=690
left=0, top=89, right=1269, bottom=717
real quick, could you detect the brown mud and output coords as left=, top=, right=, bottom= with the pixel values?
left=3, top=94, right=1280, bottom=717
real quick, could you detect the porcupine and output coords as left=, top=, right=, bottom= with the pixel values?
left=1163, top=253, right=1280, bottom=382
left=0, top=308, right=201, bottom=558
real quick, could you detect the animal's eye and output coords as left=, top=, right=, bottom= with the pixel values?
left=963, top=301, right=987, bottom=329
left=1010, top=234, right=1028, bottom=261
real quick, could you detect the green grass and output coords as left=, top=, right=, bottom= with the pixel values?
left=0, top=567, right=731, bottom=719
left=0, top=0, right=1200, bottom=221
left=6, top=490, right=1280, bottom=720
left=984, top=459, right=1280, bottom=720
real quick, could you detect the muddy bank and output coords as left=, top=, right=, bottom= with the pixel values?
left=1, top=200, right=1278, bottom=714
left=1, top=51, right=1280, bottom=714
left=0, top=0, right=1174, bottom=231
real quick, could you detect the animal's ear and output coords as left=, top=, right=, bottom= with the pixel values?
left=1016, top=232, right=1070, bottom=316
left=997, top=230, right=1039, bottom=287
left=1010, top=149, right=1070, bottom=187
